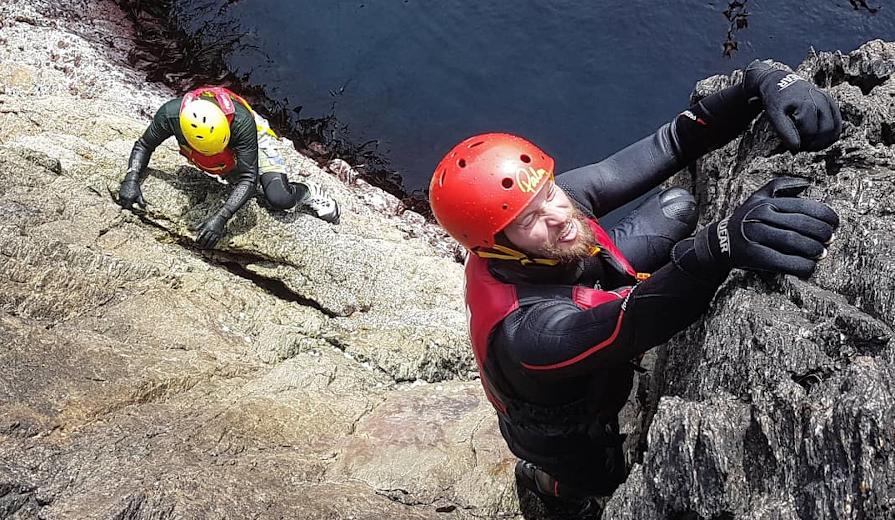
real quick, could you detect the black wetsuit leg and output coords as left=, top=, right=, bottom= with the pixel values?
left=608, top=187, right=698, bottom=273
left=260, top=171, right=308, bottom=210
left=507, top=416, right=628, bottom=499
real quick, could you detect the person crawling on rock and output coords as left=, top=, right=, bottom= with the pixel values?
left=428, top=61, right=841, bottom=518
left=117, top=86, right=340, bottom=249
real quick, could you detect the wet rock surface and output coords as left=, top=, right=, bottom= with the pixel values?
left=0, top=1, right=892, bottom=519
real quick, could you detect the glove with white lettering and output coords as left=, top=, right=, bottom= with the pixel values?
left=744, top=60, right=842, bottom=153
left=675, top=177, right=839, bottom=280
left=194, top=212, right=229, bottom=249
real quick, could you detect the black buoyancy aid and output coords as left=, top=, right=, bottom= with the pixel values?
left=465, top=218, right=639, bottom=426
left=178, top=87, right=254, bottom=175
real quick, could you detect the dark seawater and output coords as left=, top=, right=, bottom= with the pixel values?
left=172, top=0, right=893, bottom=198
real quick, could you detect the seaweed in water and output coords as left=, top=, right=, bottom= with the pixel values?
left=722, top=0, right=749, bottom=58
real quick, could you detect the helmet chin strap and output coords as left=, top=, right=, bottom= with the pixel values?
left=475, top=244, right=560, bottom=266
left=476, top=243, right=605, bottom=267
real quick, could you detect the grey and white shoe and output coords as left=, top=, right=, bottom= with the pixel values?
left=294, top=180, right=340, bottom=224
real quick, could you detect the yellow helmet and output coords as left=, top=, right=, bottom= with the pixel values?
left=179, top=99, right=231, bottom=155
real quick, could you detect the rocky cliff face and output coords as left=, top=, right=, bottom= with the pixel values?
left=605, top=42, right=895, bottom=520
left=0, top=1, right=892, bottom=519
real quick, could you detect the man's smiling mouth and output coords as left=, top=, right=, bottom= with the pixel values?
left=556, top=220, right=577, bottom=243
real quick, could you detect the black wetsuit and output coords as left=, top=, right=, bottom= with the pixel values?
left=124, top=98, right=307, bottom=217
left=481, top=84, right=762, bottom=496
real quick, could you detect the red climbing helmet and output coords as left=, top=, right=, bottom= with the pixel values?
left=429, top=133, right=555, bottom=251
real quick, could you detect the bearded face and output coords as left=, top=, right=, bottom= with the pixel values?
left=502, top=182, right=599, bottom=263
left=539, top=204, right=598, bottom=262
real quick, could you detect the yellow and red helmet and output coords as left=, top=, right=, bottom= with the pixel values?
left=429, top=133, right=555, bottom=251
left=179, top=98, right=231, bottom=156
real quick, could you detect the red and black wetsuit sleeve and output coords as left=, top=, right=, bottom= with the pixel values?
left=490, top=85, right=759, bottom=379
left=493, top=247, right=728, bottom=379
left=557, top=83, right=761, bottom=218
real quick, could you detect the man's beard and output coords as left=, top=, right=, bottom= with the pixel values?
left=540, top=207, right=598, bottom=263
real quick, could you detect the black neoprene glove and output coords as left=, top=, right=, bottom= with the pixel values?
left=194, top=180, right=254, bottom=249
left=744, top=60, right=842, bottom=153
left=675, top=177, right=839, bottom=280
left=118, top=179, right=147, bottom=210
left=195, top=212, right=229, bottom=249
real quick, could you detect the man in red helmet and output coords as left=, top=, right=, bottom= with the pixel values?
left=430, top=62, right=841, bottom=517
left=118, top=86, right=340, bottom=249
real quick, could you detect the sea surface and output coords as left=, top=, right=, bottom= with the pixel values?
left=172, top=0, right=893, bottom=198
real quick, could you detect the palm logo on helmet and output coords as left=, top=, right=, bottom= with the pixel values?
left=179, top=99, right=231, bottom=156
left=429, top=133, right=555, bottom=252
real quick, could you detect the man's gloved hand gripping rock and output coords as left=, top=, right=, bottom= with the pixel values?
left=118, top=178, right=147, bottom=210
left=195, top=212, right=229, bottom=249
left=674, top=177, right=839, bottom=280
left=744, top=61, right=842, bottom=153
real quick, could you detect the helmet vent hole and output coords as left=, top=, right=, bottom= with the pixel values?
left=457, top=159, right=466, bottom=168
left=501, top=178, right=514, bottom=189
left=196, top=135, right=204, bottom=140
left=468, top=141, right=484, bottom=148
left=501, top=204, right=508, bottom=210
left=438, top=169, right=447, bottom=187
left=520, top=154, right=531, bottom=163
